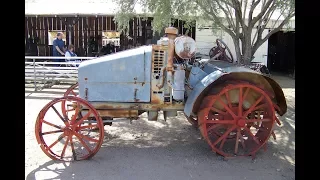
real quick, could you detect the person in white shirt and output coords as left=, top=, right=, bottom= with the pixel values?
left=65, top=44, right=81, bottom=67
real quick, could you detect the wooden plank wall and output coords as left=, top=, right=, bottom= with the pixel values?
left=25, top=16, right=117, bottom=56
left=25, top=16, right=196, bottom=56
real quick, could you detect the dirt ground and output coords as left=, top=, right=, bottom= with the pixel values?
left=25, top=74, right=295, bottom=180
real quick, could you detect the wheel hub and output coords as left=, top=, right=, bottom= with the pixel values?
left=223, top=108, right=247, bottom=128
left=63, top=127, right=73, bottom=136
left=237, top=119, right=246, bottom=127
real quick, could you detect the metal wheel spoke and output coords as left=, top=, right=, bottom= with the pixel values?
left=42, top=120, right=62, bottom=130
left=224, top=92, right=232, bottom=108
left=41, top=130, right=63, bottom=135
left=250, top=103, right=268, bottom=112
left=213, top=125, right=236, bottom=146
left=207, top=124, right=223, bottom=132
left=210, top=107, right=228, bottom=115
left=219, top=137, right=227, bottom=150
left=51, top=105, right=68, bottom=125
left=242, top=88, right=250, bottom=102
left=61, top=136, right=70, bottom=157
left=73, top=110, right=92, bottom=127
left=217, top=98, right=237, bottom=118
left=246, top=118, right=271, bottom=123
left=71, top=105, right=80, bottom=123
left=71, top=90, right=77, bottom=96
left=238, top=87, right=243, bottom=116
left=243, top=126, right=260, bottom=145
left=74, top=133, right=92, bottom=153
left=243, top=96, right=264, bottom=117
left=73, top=131, right=99, bottom=143
left=206, top=120, right=234, bottom=124
left=48, top=134, right=66, bottom=149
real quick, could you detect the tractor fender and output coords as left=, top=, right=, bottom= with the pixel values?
left=184, top=67, right=287, bottom=117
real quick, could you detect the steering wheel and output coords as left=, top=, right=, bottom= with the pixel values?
left=209, top=39, right=234, bottom=63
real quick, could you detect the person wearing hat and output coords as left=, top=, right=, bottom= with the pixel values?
left=52, top=32, right=65, bottom=66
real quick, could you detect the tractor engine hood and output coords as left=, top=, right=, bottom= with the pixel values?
left=77, top=46, right=152, bottom=102
left=78, top=46, right=152, bottom=84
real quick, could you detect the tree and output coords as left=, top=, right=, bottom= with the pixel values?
left=113, top=0, right=295, bottom=65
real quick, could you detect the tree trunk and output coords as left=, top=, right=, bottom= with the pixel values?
left=232, top=37, right=242, bottom=64
left=242, top=33, right=253, bottom=65
left=242, top=45, right=252, bottom=65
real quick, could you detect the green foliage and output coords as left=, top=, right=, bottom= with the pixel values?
left=113, top=0, right=199, bottom=34
left=113, top=0, right=295, bottom=63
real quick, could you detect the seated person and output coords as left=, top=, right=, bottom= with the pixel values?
left=65, top=44, right=81, bottom=67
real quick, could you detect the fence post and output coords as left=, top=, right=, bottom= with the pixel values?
left=33, top=58, right=37, bottom=91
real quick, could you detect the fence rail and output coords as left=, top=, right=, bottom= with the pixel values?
left=25, top=56, right=95, bottom=91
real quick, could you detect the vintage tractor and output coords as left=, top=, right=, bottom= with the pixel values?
left=35, top=27, right=287, bottom=161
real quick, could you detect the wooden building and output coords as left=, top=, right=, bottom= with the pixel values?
left=25, top=1, right=196, bottom=57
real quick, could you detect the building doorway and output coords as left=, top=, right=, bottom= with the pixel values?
left=267, top=31, right=295, bottom=75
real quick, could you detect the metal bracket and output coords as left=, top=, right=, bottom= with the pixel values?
left=85, top=88, right=88, bottom=100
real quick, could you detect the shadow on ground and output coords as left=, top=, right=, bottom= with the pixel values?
left=26, top=109, right=295, bottom=180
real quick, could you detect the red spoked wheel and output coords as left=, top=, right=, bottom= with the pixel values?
left=198, top=82, right=276, bottom=157
left=35, top=96, right=104, bottom=161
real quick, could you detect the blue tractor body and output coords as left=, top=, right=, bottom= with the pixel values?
left=78, top=46, right=152, bottom=102
left=77, top=46, right=287, bottom=120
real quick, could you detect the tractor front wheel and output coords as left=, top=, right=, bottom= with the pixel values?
left=35, top=96, right=104, bottom=161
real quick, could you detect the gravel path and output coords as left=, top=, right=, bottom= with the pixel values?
left=25, top=75, right=295, bottom=180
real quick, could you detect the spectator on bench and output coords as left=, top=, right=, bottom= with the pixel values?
left=65, top=44, right=80, bottom=67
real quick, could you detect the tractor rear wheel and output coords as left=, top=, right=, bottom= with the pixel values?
left=35, top=96, right=104, bottom=161
left=197, top=82, right=276, bottom=157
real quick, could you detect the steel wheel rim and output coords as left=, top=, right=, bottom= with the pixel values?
left=63, top=82, right=78, bottom=97
left=62, top=83, right=79, bottom=117
left=198, top=83, right=275, bottom=157
left=35, top=96, right=104, bottom=161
